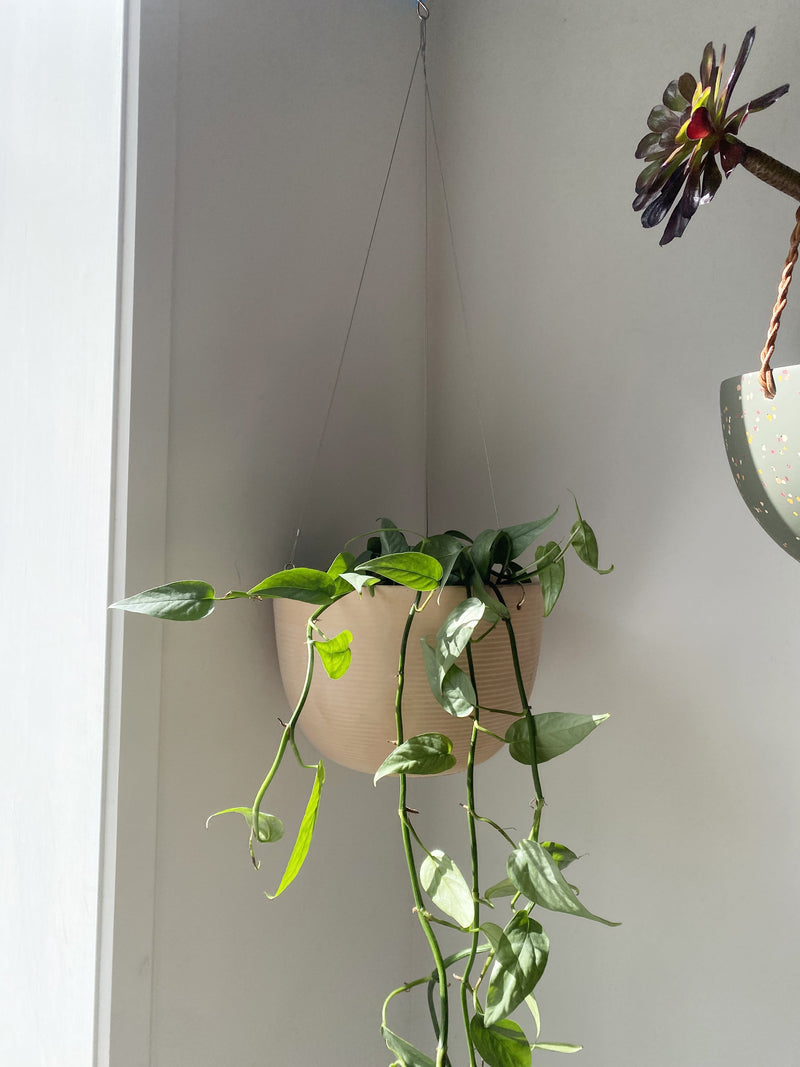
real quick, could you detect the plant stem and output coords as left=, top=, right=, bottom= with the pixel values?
left=395, top=594, right=450, bottom=1067
left=495, top=588, right=545, bottom=839
left=740, top=143, right=800, bottom=202
left=461, top=644, right=481, bottom=1067
left=250, top=606, right=325, bottom=842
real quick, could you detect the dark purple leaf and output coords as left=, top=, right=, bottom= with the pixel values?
left=641, top=168, right=685, bottom=229
left=660, top=165, right=702, bottom=245
left=678, top=72, right=697, bottom=102
left=746, top=83, right=790, bottom=113
left=699, top=153, right=722, bottom=203
left=647, top=104, right=678, bottom=132
left=700, top=42, right=715, bottom=88
left=635, top=157, right=665, bottom=194
left=686, top=107, right=713, bottom=140
left=635, top=131, right=662, bottom=160
left=722, top=27, right=755, bottom=107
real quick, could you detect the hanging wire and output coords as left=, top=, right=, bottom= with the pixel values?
left=421, top=9, right=431, bottom=536
left=423, top=73, right=502, bottom=527
left=288, top=39, right=423, bottom=566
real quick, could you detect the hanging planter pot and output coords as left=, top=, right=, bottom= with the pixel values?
left=720, top=364, right=800, bottom=561
left=274, top=582, right=544, bottom=775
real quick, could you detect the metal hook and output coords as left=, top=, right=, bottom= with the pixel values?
left=417, top=1, right=430, bottom=20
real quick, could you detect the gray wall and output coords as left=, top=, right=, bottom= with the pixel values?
left=123, top=1, right=800, bottom=1064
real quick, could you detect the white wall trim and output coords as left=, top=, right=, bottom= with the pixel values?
left=96, top=1, right=180, bottom=1063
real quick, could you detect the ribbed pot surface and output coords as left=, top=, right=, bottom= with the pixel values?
left=274, top=583, right=544, bottom=774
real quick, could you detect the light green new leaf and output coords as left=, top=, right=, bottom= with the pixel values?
left=313, top=630, right=353, bottom=679
left=356, top=552, right=442, bottom=591
left=381, top=1028, right=436, bottom=1067
left=327, top=551, right=355, bottom=579
left=525, top=994, right=541, bottom=1039
left=535, top=543, right=565, bottom=616
left=506, top=713, right=608, bottom=765
left=508, top=840, right=619, bottom=927
left=420, top=849, right=475, bottom=928
left=247, top=568, right=336, bottom=604
left=503, top=510, right=559, bottom=560
left=373, top=734, right=456, bottom=784
left=470, top=1016, right=531, bottom=1067
left=111, top=580, right=216, bottom=621
left=266, top=761, right=325, bottom=899
left=532, top=1043, right=582, bottom=1054
left=205, top=806, right=285, bottom=843
left=378, top=517, right=411, bottom=556
left=482, top=912, right=550, bottom=1026
left=541, top=842, right=579, bottom=871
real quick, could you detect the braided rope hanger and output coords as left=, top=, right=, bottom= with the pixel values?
left=758, top=204, right=800, bottom=399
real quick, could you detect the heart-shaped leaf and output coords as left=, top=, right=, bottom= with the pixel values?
left=482, top=911, right=550, bottom=1026
left=206, top=806, right=285, bottom=843
left=469, top=1015, right=531, bottom=1067
left=381, top=1027, right=436, bottom=1067
left=247, top=568, right=336, bottom=604
left=420, top=850, right=475, bottom=928
left=313, top=630, right=353, bottom=679
left=374, top=733, right=456, bottom=784
left=507, top=840, right=619, bottom=926
left=111, top=580, right=216, bottom=621
left=356, top=552, right=442, bottom=590
left=506, top=712, right=609, bottom=765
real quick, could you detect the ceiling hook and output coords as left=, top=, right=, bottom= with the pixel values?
left=417, top=1, right=430, bottom=21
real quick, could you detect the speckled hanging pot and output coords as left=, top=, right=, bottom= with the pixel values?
left=720, top=364, right=800, bottom=561
left=273, top=583, right=544, bottom=775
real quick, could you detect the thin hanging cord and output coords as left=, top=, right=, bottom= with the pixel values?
left=288, top=43, right=423, bottom=566
left=758, top=204, right=800, bottom=399
left=421, top=13, right=431, bottom=536
left=424, top=79, right=501, bottom=527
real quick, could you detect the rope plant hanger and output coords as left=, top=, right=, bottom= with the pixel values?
left=288, top=0, right=499, bottom=567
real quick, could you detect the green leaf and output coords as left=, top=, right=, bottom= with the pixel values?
left=266, top=761, right=325, bottom=899
left=569, top=500, right=612, bottom=574
left=503, top=510, right=559, bottom=560
left=535, top=543, right=564, bottom=616
left=541, top=842, right=579, bottom=871
left=378, top=517, right=411, bottom=556
left=435, top=597, right=486, bottom=673
left=373, top=733, right=456, bottom=784
left=525, top=994, right=541, bottom=1039
left=205, top=806, right=285, bottom=843
left=420, top=850, right=475, bottom=928
left=532, top=1044, right=582, bottom=1054
left=110, top=580, right=216, bottom=621
left=506, top=713, right=609, bottom=765
left=338, top=571, right=379, bottom=595
left=469, top=1016, right=531, bottom=1067
left=421, top=640, right=477, bottom=717
left=483, top=911, right=550, bottom=1026
left=313, top=630, right=353, bottom=679
left=327, top=551, right=355, bottom=579
left=356, top=552, right=442, bottom=591
left=470, top=568, right=510, bottom=619
left=507, top=840, right=619, bottom=927
left=381, top=1028, right=436, bottom=1067
left=485, top=877, right=517, bottom=900
left=469, top=529, right=501, bottom=580
left=247, top=567, right=336, bottom=604
left=421, top=533, right=466, bottom=588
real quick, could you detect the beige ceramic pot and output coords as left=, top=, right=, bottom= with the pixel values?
left=273, top=583, right=544, bottom=775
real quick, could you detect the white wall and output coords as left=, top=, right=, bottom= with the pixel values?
left=114, top=1, right=800, bottom=1065
left=0, top=3, right=124, bottom=1065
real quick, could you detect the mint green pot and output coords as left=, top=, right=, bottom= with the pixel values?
left=720, top=365, right=800, bottom=562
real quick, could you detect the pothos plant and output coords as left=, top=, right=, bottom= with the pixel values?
left=113, top=500, right=614, bottom=1067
